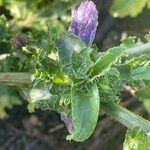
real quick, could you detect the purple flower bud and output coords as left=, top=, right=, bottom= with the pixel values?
left=69, top=0, right=98, bottom=45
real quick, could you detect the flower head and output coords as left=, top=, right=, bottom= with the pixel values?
left=69, top=0, right=98, bottom=45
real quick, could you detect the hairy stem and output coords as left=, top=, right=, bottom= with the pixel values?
left=128, top=43, right=150, bottom=57
left=0, top=72, right=33, bottom=86
left=101, top=102, right=150, bottom=133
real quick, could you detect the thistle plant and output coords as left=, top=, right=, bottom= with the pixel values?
left=0, top=0, right=150, bottom=143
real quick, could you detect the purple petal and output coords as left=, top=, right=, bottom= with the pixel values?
left=61, top=113, right=73, bottom=133
left=69, top=0, right=98, bottom=45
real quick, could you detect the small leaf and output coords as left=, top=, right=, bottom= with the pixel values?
left=55, top=31, right=86, bottom=68
left=98, top=68, right=121, bottom=102
left=67, top=82, right=99, bottom=141
left=121, top=36, right=137, bottom=48
left=131, top=66, right=150, bottom=80
left=72, top=48, right=93, bottom=78
left=88, top=46, right=125, bottom=78
left=55, top=31, right=92, bottom=78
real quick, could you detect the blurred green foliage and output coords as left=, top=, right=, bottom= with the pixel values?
left=124, top=128, right=150, bottom=150
left=0, top=0, right=78, bottom=31
left=0, top=85, right=21, bottom=119
left=110, top=0, right=150, bottom=17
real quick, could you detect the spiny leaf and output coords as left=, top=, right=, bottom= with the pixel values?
left=72, top=49, right=93, bottom=78
left=88, top=46, right=126, bottom=78
left=98, top=68, right=121, bottom=102
left=55, top=31, right=86, bottom=67
left=67, top=82, right=99, bottom=142
left=55, top=31, right=92, bottom=78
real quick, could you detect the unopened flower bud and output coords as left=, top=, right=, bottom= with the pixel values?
left=69, top=1, right=98, bottom=45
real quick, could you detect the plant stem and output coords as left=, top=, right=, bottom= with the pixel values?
left=101, top=102, right=150, bottom=133
left=128, top=43, right=150, bottom=57
left=0, top=72, right=33, bottom=86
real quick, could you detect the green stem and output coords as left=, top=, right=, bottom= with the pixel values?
left=101, top=102, right=150, bottom=133
left=128, top=43, right=150, bottom=57
left=0, top=72, right=33, bottom=86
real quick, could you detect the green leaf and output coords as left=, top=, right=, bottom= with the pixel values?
left=117, top=53, right=150, bottom=81
left=124, top=128, right=150, bottom=150
left=131, top=66, right=150, bottom=80
left=55, top=31, right=92, bottom=78
left=98, top=68, right=121, bottom=102
left=88, top=46, right=125, bottom=78
left=67, top=83, right=99, bottom=141
left=55, top=32, right=86, bottom=67
left=117, top=64, right=131, bottom=80
left=121, top=36, right=137, bottom=48
left=110, top=0, right=147, bottom=18
left=72, top=48, right=93, bottom=78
